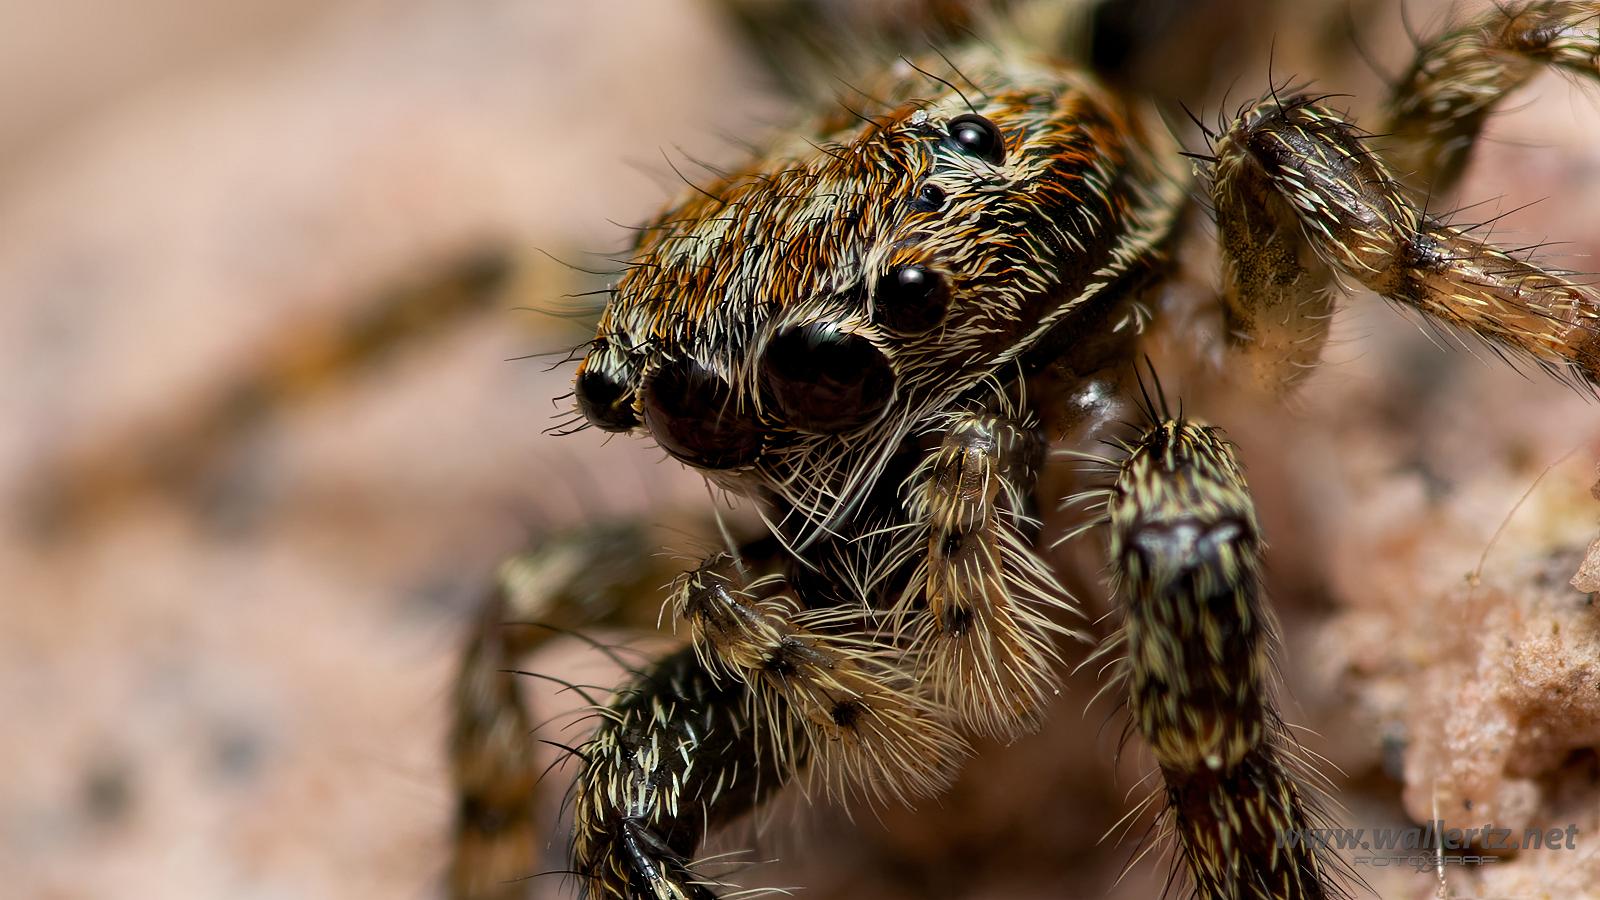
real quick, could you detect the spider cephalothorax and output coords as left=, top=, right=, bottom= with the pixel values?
left=575, top=46, right=1186, bottom=540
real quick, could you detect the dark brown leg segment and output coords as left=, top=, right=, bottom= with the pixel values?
left=572, top=645, right=784, bottom=900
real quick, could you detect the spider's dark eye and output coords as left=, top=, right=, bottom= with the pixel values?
left=946, top=114, right=1005, bottom=165
left=574, top=364, right=638, bottom=432
left=760, top=323, right=894, bottom=433
left=641, top=359, right=762, bottom=469
left=874, top=264, right=950, bottom=334
left=908, top=183, right=946, bottom=212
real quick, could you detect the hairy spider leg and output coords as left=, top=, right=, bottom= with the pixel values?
left=1105, top=415, right=1339, bottom=900
left=1384, top=0, right=1600, bottom=194
left=1206, top=93, right=1600, bottom=394
left=895, top=411, right=1082, bottom=740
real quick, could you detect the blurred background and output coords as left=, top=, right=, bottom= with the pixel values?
left=3, top=1, right=1599, bottom=898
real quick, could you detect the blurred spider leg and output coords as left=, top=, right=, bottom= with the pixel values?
left=1201, top=107, right=1340, bottom=395
left=902, top=412, right=1081, bottom=741
left=449, top=524, right=696, bottom=900
left=1107, top=415, right=1337, bottom=900
left=450, top=583, right=542, bottom=900
left=1206, top=94, right=1600, bottom=392
left=30, top=249, right=511, bottom=537
left=1383, top=0, right=1600, bottom=194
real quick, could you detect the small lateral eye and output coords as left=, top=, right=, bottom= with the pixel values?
left=874, top=264, right=950, bottom=334
left=908, top=183, right=946, bottom=212
left=574, top=365, right=638, bottom=432
left=946, top=114, right=1005, bottom=165
left=574, top=341, right=638, bottom=432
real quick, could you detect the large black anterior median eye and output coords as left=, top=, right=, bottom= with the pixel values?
left=641, top=359, right=762, bottom=469
left=946, top=113, right=1006, bottom=166
left=574, top=365, right=638, bottom=432
left=761, top=323, right=894, bottom=433
left=874, top=264, right=950, bottom=334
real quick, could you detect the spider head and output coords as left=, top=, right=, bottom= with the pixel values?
left=574, top=49, right=1185, bottom=483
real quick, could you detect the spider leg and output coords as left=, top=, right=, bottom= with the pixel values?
left=1204, top=92, right=1600, bottom=393
left=1383, top=0, right=1600, bottom=194
left=896, top=411, right=1082, bottom=741
left=672, top=554, right=968, bottom=807
left=29, top=248, right=511, bottom=538
left=1105, top=414, right=1339, bottom=900
left=450, top=583, right=543, bottom=900
left=575, top=548, right=970, bottom=898
left=449, top=524, right=684, bottom=900
left=572, top=644, right=782, bottom=900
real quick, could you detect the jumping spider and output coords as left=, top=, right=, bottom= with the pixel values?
left=449, top=2, right=1600, bottom=898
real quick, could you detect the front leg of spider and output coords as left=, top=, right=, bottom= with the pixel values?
left=572, top=408, right=1086, bottom=897
left=1103, top=414, right=1338, bottom=900
left=570, top=646, right=775, bottom=900
left=574, top=551, right=970, bottom=899
left=899, top=412, right=1081, bottom=741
